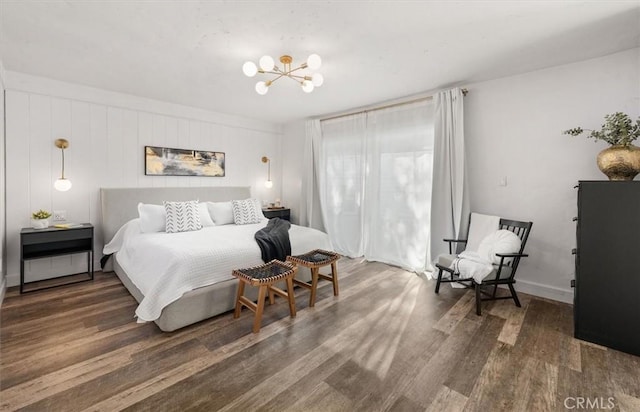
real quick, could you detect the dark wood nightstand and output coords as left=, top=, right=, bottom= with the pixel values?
left=20, top=223, right=94, bottom=293
left=262, top=208, right=290, bottom=221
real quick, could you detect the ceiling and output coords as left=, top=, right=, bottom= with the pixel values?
left=1, top=1, right=639, bottom=125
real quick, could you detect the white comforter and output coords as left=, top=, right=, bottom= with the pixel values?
left=104, top=218, right=332, bottom=322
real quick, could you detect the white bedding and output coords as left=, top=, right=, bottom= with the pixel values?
left=104, top=218, right=332, bottom=322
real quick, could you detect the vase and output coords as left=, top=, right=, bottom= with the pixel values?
left=31, top=219, right=49, bottom=229
left=596, top=144, right=640, bottom=181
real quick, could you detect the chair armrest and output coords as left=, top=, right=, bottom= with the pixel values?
left=435, top=263, right=455, bottom=273
left=495, top=252, right=529, bottom=258
left=443, top=239, right=467, bottom=254
left=494, top=252, right=529, bottom=277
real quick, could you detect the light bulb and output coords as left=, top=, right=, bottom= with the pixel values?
left=311, top=73, right=324, bottom=87
left=259, top=55, right=274, bottom=71
left=265, top=180, right=273, bottom=188
left=307, top=54, right=322, bottom=70
left=255, top=81, right=269, bottom=95
left=301, top=80, right=314, bottom=93
left=242, top=61, right=258, bottom=77
left=54, top=178, right=72, bottom=192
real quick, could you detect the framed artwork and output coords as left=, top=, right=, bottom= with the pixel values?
left=145, top=146, right=225, bottom=177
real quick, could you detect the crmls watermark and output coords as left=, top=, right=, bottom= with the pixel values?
left=563, top=397, right=616, bottom=410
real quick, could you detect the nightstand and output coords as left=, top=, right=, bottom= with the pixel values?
left=262, top=208, right=291, bottom=221
left=20, top=223, right=94, bottom=293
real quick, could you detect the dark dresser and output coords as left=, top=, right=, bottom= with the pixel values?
left=574, top=181, right=640, bottom=356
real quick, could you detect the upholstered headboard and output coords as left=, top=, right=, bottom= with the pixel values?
left=100, top=186, right=251, bottom=244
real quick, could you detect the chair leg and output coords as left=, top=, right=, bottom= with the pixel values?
left=435, top=267, right=444, bottom=294
left=492, top=283, right=498, bottom=298
left=285, top=277, right=296, bottom=318
left=268, top=286, right=275, bottom=305
left=253, top=285, right=267, bottom=333
left=233, top=281, right=245, bottom=318
left=330, top=262, right=339, bottom=296
left=475, top=282, right=482, bottom=316
left=508, top=284, right=521, bottom=307
left=309, top=267, right=319, bottom=307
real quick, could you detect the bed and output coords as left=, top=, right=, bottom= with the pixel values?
left=100, top=186, right=331, bottom=332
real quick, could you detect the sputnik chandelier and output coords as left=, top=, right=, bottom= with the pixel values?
left=242, top=54, right=323, bottom=95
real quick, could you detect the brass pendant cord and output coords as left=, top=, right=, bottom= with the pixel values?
left=61, top=149, right=65, bottom=179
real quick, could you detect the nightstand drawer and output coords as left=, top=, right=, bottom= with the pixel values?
left=262, top=208, right=290, bottom=221
left=22, top=228, right=93, bottom=245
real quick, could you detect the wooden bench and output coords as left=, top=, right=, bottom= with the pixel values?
left=286, top=249, right=340, bottom=307
left=232, top=260, right=297, bottom=333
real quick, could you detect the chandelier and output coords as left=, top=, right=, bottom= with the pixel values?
left=242, top=54, right=324, bottom=95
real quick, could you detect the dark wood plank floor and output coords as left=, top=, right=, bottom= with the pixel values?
left=1, top=258, right=639, bottom=411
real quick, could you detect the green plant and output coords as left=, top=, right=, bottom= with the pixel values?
left=32, top=209, right=52, bottom=220
left=564, top=112, right=640, bottom=148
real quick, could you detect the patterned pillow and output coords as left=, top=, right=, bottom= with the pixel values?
left=163, top=200, right=202, bottom=233
left=231, top=198, right=263, bottom=225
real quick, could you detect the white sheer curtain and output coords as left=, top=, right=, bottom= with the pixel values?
left=319, top=114, right=367, bottom=257
left=429, top=87, right=469, bottom=270
left=301, top=119, right=325, bottom=231
left=318, top=100, right=435, bottom=272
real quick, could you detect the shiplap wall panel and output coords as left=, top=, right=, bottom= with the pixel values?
left=137, top=112, right=153, bottom=188
left=4, top=88, right=281, bottom=286
left=68, top=100, right=93, bottom=274
left=28, top=95, right=54, bottom=277
left=6, top=92, right=32, bottom=283
left=107, top=107, right=124, bottom=188
left=122, top=110, right=138, bottom=187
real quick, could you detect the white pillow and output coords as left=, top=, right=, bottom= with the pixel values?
left=231, top=198, right=264, bottom=225
left=164, top=200, right=202, bottom=233
left=207, top=201, right=234, bottom=225
left=477, top=229, right=522, bottom=264
left=138, top=203, right=166, bottom=233
left=198, top=203, right=215, bottom=227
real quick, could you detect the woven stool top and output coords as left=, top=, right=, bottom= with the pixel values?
left=287, top=249, right=340, bottom=267
left=233, top=260, right=296, bottom=284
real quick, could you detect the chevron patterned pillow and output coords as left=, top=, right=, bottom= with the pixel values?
left=163, top=200, right=202, bottom=233
left=231, top=198, right=263, bottom=225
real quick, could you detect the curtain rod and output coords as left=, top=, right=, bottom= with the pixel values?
left=321, top=88, right=468, bottom=122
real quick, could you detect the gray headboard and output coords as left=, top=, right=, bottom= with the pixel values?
left=100, top=186, right=251, bottom=244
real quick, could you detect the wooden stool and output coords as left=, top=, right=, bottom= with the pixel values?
left=286, top=249, right=340, bottom=307
left=232, top=260, right=297, bottom=333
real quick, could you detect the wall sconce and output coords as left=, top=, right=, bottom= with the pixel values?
left=261, top=156, right=273, bottom=188
left=54, top=138, right=72, bottom=191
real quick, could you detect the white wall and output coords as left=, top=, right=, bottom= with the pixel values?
left=465, top=48, right=640, bottom=303
left=4, top=72, right=283, bottom=287
left=281, top=120, right=306, bottom=224
left=0, top=60, right=6, bottom=302
left=281, top=47, right=640, bottom=304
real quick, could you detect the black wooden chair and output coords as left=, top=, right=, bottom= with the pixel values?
left=434, top=217, right=533, bottom=315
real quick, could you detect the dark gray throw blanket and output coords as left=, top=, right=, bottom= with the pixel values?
left=255, top=218, right=292, bottom=262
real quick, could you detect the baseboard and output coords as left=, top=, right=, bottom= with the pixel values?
left=6, top=272, right=19, bottom=288
left=0, top=275, right=6, bottom=305
left=513, top=279, right=573, bottom=305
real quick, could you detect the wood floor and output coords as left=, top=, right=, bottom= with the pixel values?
left=1, top=258, right=639, bottom=411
